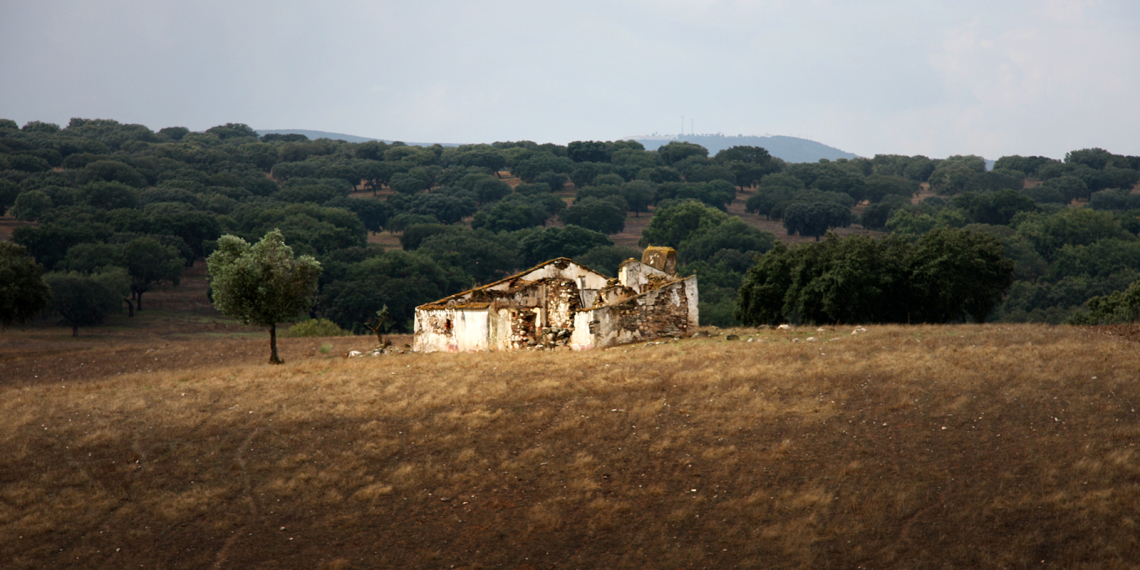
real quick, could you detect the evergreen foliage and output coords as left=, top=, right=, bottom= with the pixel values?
left=0, top=242, right=53, bottom=328
left=2, top=117, right=1137, bottom=329
left=206, top=230, right=322, bottom=364
left=736, top=229, right=1014, bottom=325
left=43, top=269, right=127, bottom=336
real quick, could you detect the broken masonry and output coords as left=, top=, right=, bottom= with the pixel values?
left=413, top=246, right=698, bottom=352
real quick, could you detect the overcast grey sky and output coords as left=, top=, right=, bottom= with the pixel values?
left=2, top=0, right=1137, bottom=160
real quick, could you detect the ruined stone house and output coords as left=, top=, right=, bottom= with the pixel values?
left=413, top=247, right=698, bottom=352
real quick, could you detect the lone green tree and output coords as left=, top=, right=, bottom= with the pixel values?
left=559, top=197, right=626, bottom=234
left=0, top=242, right=53, bottom=328
left=639, top=199, right=730, bottom=248
left=207, top=229, right=322, bottom=364
left=44, top=269, right=128, bottom=336
left=782, top=202, right=853, bottom=240
left=122, top=237, right=184, bottom=311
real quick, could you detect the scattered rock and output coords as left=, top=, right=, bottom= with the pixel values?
left=777, top=324, right=791, bottom=330
left=817, top=327, right=826, bottom=332
left=347, top=346, right=409, bottom=357
left=851, top=327, right=868, bottom=335
left=806, top=337, right=818, bottom=342
left=725, top=334, right=739, bottom=341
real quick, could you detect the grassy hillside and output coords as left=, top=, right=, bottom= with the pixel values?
left=2, top=322, right=1139, bottom=569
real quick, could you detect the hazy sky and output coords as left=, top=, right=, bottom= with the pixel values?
left=2, top=0, right=1137, bottom=160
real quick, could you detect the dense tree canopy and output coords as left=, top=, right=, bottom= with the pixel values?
left=519, top=225, right=612, bottom=267
left=2, top=116, right=1136, bottom=331
left=657, top=141, right=708, bottom=166
left=639, top=200, right=730, bottom=249
left=318, top=250, right=466, bottom=333
left=560, top=197, right=626, bottom=234
left=782, top=202, right=853, bottom=239
left=736, top=229, right=1014, bottom=325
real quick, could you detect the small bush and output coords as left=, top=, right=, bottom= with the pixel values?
left=283, top=318, right=349, bottom=338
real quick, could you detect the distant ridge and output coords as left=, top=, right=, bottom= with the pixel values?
left=255, top=129, right=460, bottom=147
left=625, top=134, right=859, bottom=163
left=257, top=129, right=856, bottom=163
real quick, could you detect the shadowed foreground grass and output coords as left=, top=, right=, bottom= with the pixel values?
left=2, top=324, right=1139, bottom=569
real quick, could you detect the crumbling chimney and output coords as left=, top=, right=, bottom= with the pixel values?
left=642, top=246, right=677, bottom=276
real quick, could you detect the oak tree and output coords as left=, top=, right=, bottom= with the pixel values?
left=207, top=230, right=322, bottom=364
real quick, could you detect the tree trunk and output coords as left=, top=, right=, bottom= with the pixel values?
left=268, top=323, right=283, bottom=364
left=124, top=297, right=135, bottom=317
left=72, top=324, right=78, bottom=337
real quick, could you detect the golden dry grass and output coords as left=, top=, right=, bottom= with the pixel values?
left=2, top=324, right=1140, bottom=569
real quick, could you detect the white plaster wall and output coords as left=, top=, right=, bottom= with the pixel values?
left=618, top=260, right=669, bottom=294
left=570, top=311, right=596, bottom=350
left=570, top=305, right=646, bottom=350
left=454, top=310, right=490, bottom=351
left=598, top=306, right=646, bottom=347
left=412, top=309, right=442, bottom=353
left=488, top=308, right=516, bottom=351
left=413, top=308, right=491, bottom=353
left=579, top=288, right=599, bottom=307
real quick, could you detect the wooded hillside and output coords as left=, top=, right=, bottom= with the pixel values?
left=2, top=117, right=1139, bottom=336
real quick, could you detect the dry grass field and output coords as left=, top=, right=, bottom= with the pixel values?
left=4, top=290, right=1140, bottom=569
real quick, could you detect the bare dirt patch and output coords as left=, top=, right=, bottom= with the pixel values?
left=0, top=214, right=35, bottom=242
left=1088, top=323, right=1140, bottom=343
